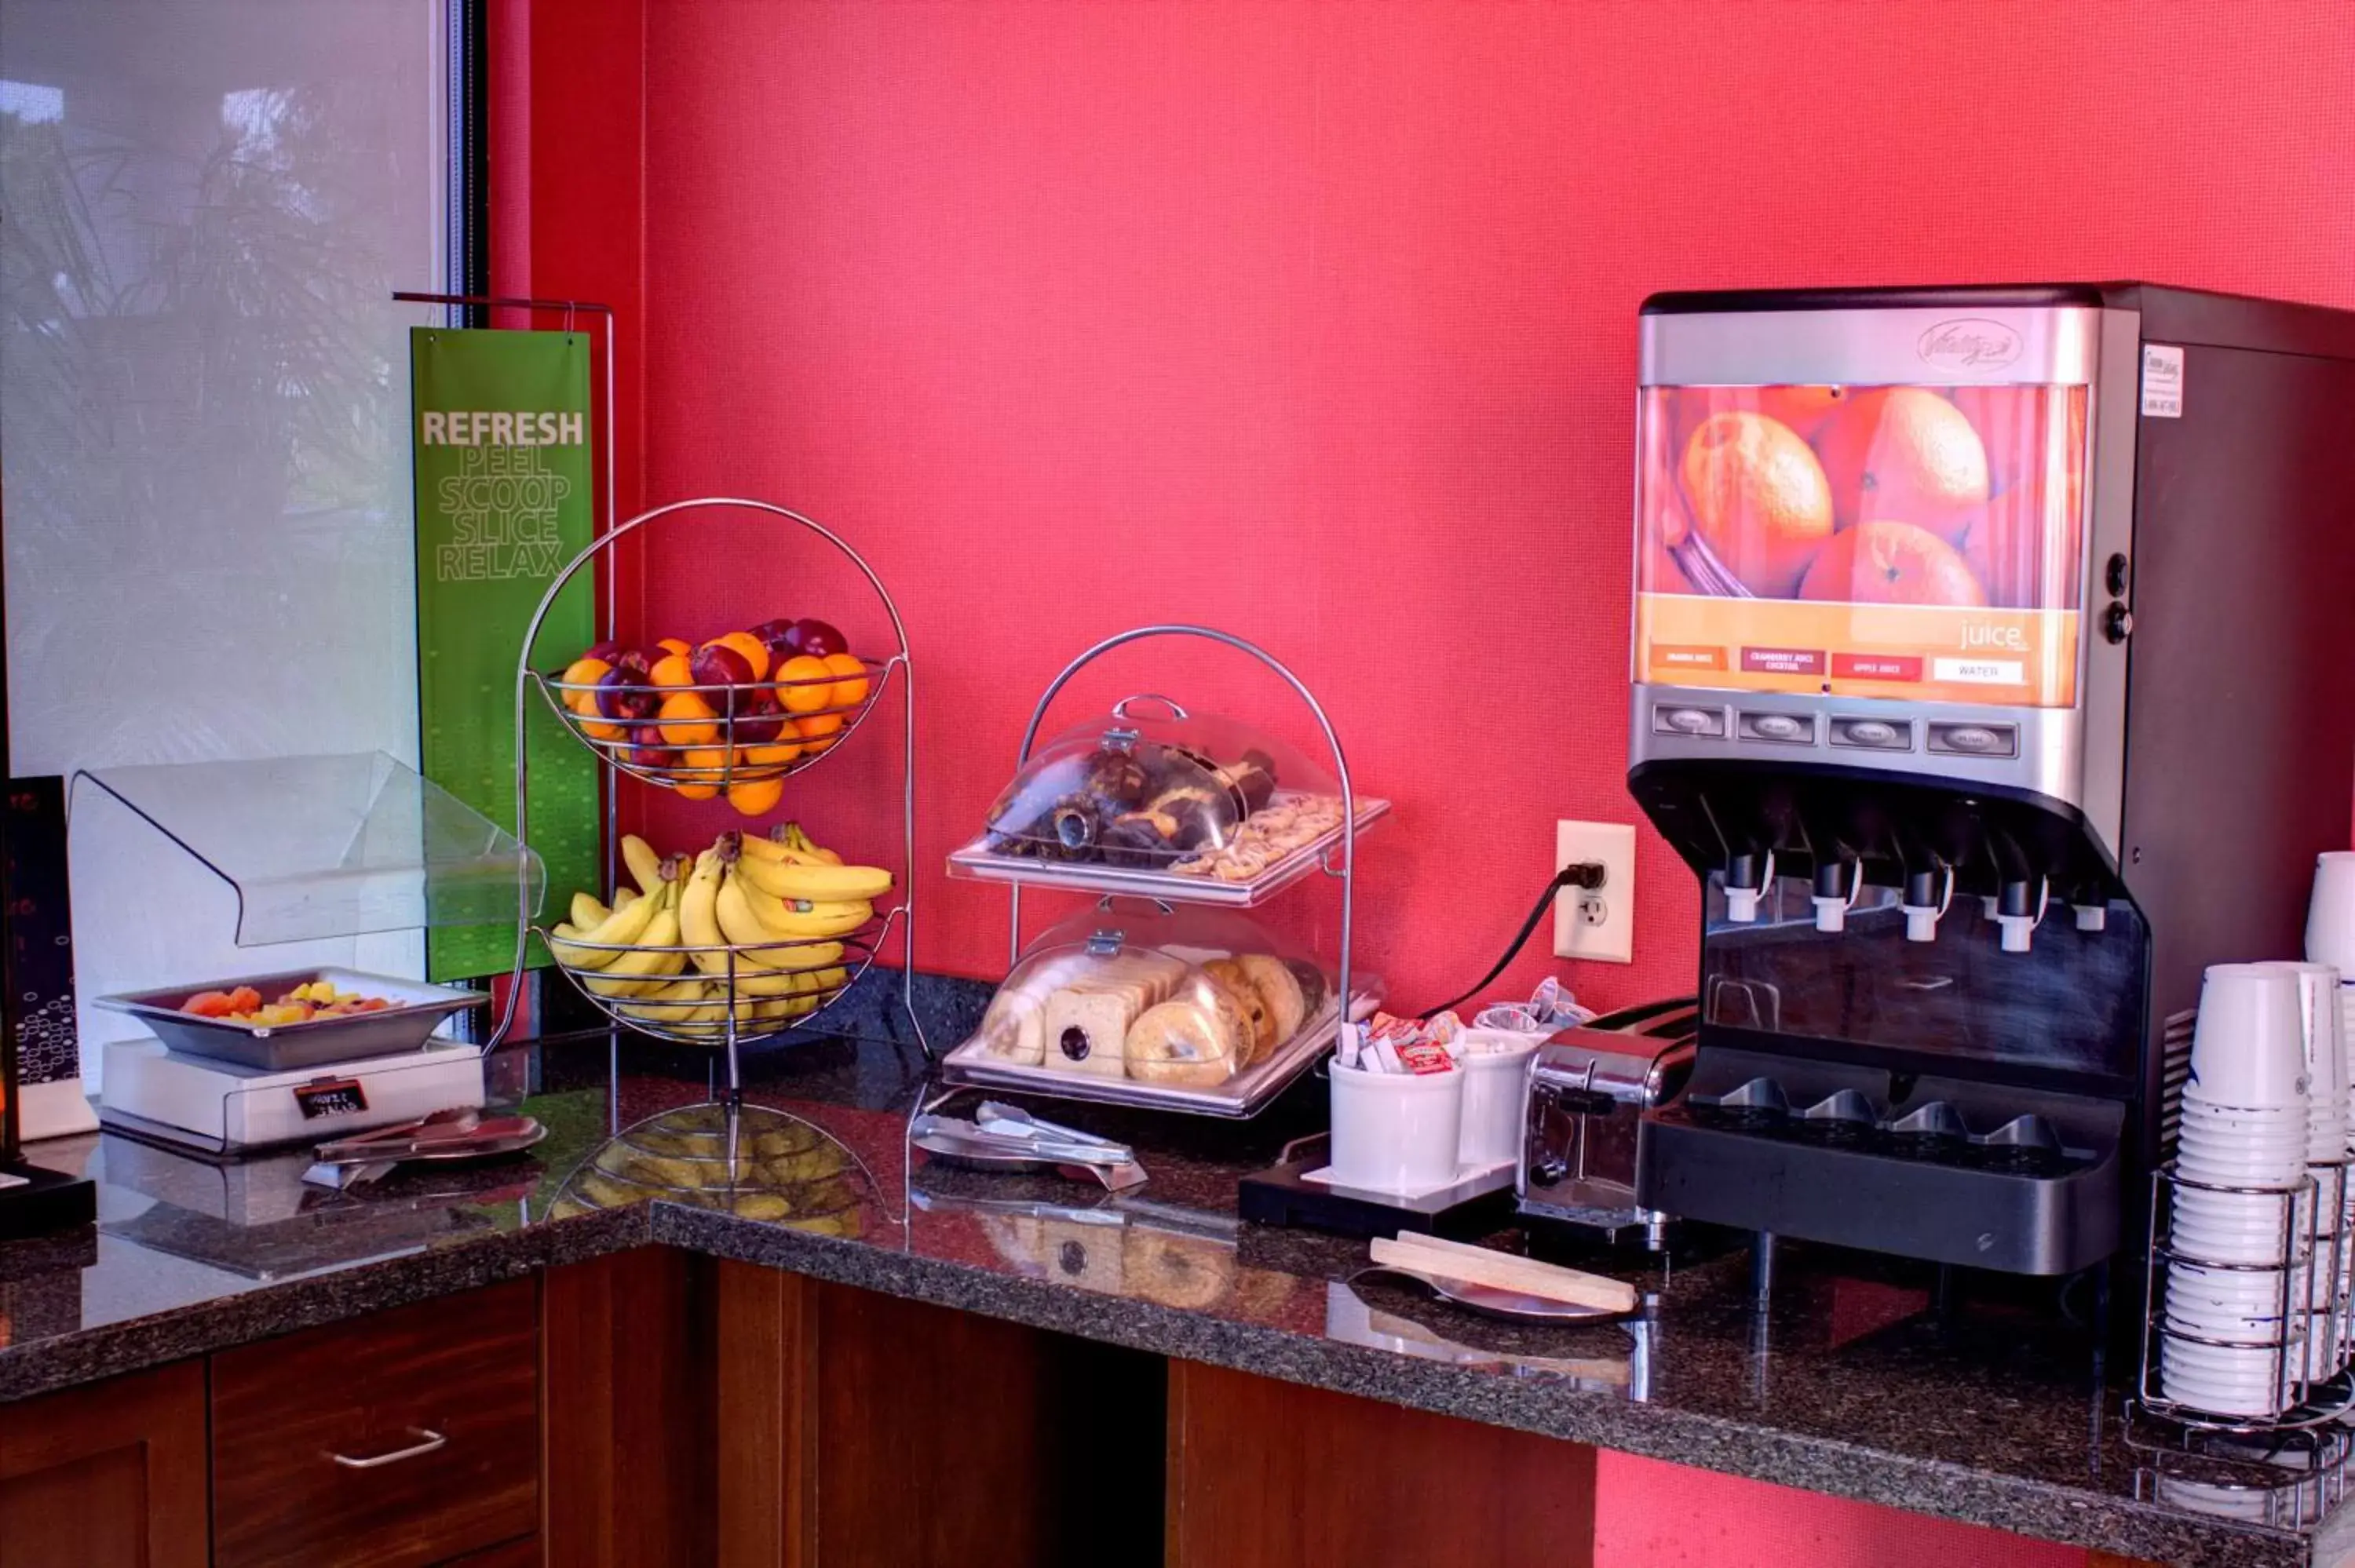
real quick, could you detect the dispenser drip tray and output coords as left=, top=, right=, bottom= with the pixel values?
left=1683, top=1083, right=2090, bottom=1177
left=1644, top=1067, right=2123, bottom=1274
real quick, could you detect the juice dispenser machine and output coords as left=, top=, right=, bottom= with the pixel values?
left=1627, top=284, right=2355, bottom=1274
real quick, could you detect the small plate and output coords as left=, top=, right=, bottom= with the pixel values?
left=1349, top=1264, right=1636, bottom=1325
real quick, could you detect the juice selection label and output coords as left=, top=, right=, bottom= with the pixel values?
left=1634, top=383, right=2089, bottom=709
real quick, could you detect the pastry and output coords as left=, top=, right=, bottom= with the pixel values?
left=1124, top=986, right=1247, bottom=1086
left=1239, top=954, right=1307, bottom=1048
left=1040, top=954, right=1188, bottom=1077
left=1202, top=959, right=1275, bottom=1061
left=1286, top=958, right=1328, bottom=1017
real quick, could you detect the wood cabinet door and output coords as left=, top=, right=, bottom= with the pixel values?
left=0, top=1358, right=210, bottom=1568
left=210, top=1278, right=539, bottom=1568
left=713, top=1265, right=1166, bottom=1568
left=1167, top=1360, right=1598, bottom=1568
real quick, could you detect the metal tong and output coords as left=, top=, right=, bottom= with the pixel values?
left=911, top=1100, right=1145, bottom=1190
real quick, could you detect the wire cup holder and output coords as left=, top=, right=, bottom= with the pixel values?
left=487, top=498, right=926, bottom=1092
left=2135, top=1160, right=2355, bottom=1435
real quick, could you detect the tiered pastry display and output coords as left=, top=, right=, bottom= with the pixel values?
left=946, top=902, right=1356, bottom=1112
left=947, top=702, right=1387, bottom=905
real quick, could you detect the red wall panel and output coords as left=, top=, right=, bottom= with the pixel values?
left=617, top=0, right=2355, bottom=1021
left=506, top=6, right=2355, bottom=1561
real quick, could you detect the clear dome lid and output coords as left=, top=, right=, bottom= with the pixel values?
left=970, top=899, right=1334, bottom=1088
left=981, top=695, right=1344, bottom=873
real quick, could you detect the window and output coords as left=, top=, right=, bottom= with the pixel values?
left=0, top=0, right=465, bottom=1088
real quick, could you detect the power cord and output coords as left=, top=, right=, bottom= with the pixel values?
left=1424, top=860, right=1608, bottom=1019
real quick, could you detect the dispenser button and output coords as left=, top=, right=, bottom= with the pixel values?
left=1655, top=705, right=1725, bottom=737
left=1831, top=717, right=1910, bottom=750
left=1929, top=723, right=2017, bottom=757
left=1740, top=712, right=1815, bottom=744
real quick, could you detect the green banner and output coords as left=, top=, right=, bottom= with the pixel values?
left=411, top=327, right=599, bottom=981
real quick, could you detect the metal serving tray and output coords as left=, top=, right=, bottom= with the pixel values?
left=95, top=966, right=488, bottom=1071
left=939, top=988, right=1378, bottom=1119
left=945, top=797, right=1390, bottom=908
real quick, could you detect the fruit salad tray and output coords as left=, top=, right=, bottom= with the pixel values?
left=97, top=968, right=488, bottom=1071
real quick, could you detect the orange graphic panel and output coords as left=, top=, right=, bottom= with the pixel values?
left=1635, top=383, right=2089, bottom=709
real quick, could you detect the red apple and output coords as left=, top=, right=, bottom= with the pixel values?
left=689, top=643, right=755, bottom=689
left=733, top=690, right=787, bottom=745
left=583, top=639, right=633, bottom=664
left=779, top=618, right=845, bottom=659
left=595, top=655, right=659, bottom=724
left=747, top=618, right=797, bottom=644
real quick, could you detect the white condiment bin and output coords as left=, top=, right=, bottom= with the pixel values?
left=1329, top=1059, right=1465, bottom=1193
left=1455, top=1032, right=1541, bottom=1166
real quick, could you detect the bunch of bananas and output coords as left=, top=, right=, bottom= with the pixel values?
left=547, top=822, right=894, bottom=1041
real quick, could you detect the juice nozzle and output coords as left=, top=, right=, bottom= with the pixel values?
left=1900, top=865, right=1954, bottom=943
left=1811, top=858, right=1862, bottom=933
left=1723, top=851, right=1773, bottom=924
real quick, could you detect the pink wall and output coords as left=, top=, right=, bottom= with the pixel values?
left=506, top=1, right=2355, bottom=1561
left=622, top=0, right=2355, bottom=1026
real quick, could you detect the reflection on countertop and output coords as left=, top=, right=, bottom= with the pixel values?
left=1, top=1015, right=2349, bottom=1568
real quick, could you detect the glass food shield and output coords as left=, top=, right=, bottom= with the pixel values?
left=980, top=698, right=1342, bottom=874
left=1634, top=383, right=2092, bottom=709
left=969, top=900, right=1338, bottom=1091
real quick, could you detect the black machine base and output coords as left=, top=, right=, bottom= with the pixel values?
left=1637, top=1051, right=2124, bottom=1276
left=0, top=1161, right=97, bottom=1241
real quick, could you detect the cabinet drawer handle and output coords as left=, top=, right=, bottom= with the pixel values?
left=329, top=1428, right=448, bottom=1470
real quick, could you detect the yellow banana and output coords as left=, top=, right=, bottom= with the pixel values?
left=616, top=977, right=724, bottom=1030
left=729, top=848, right=892, bottom=905
left=582, top=885, right=685, bottom=998
left=549, top=881, right=659, bottom=970
left=622, top=834, right=668, bottom=900
left=782, top=822, right=842, bottom=865
left=571, top=890, right=614, bottom=928
left=728, top=873, right=873, bottom=941
left=733, top=829, right=820, bottom=866
left=716, top=869, right=852, bottom=968
left=678, top=849, right=730, bottom=977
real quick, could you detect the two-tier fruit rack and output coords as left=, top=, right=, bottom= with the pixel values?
left=487, top=498, right=922, bottom=1093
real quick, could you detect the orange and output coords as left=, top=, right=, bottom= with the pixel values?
left=794, top=713, right=842, bottom=753
left=1810, top=388, right=1988, bottom=542
left=649, top=653, right=695, bottom=688
left=776, top=655, right=833, bottom=715
left=579, top=717, right=625, bottom=742
left=1799, top=520, right=1986, bottom=607
left=710, top=631, right=772, bottom=681
left=673, top=745, right=730, bottom=800
left=1754, top=385, right=1851, bottom=439
left=1678, top=412, right=1836, bottom=598
left=659, top=691, right=721, bottom=746
left=727, top=775, right=785, bottom=817
left=558, top=656, right=612, bottom=702
left=655, top=637, right=692, bottom=658
left=737, top=739, right=803, bottom=779
left=821, top=651, right=870, bottom=709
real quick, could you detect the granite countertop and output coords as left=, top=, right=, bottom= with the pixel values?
left=3, top=980, right=2350, bottom=1568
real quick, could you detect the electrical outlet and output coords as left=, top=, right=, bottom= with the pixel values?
left=1554, top=820, right=1636, bottom=963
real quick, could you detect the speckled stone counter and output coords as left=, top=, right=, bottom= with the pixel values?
left=3, top=984, right=2350, bottom=1568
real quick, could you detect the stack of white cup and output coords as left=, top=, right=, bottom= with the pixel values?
left=2304, top=850, right=2355, bottom=1347
left=2164, top=964, right=2315, bottom=1417
left=2270, top=961, right=2347, bottom=1381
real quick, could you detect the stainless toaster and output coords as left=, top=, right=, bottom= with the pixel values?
left=1516, top=999, right=1698, bottom=1249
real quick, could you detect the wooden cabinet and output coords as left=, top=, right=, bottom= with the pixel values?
left=210, top=1278, right=540, bottom=1568
left=543, top=1246, right=713, bottom=1568
left=1166, top=1360, right=1598, bottom=1568
left=713, top=1264, right=1166, bottom=1568
left=0, top=1359, right=209, bottom=1568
